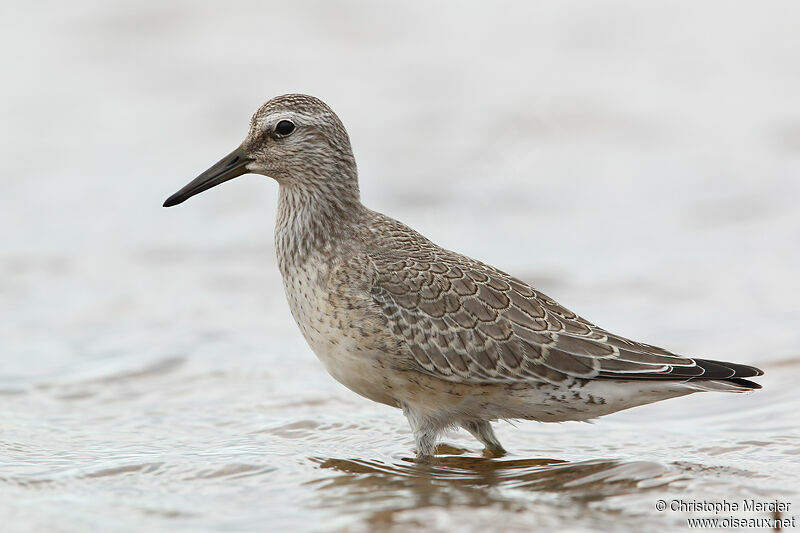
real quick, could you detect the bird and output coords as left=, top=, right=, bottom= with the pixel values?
left=163, top=94, right=764, bottom=459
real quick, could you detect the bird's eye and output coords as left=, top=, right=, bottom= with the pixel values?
left=275, top=120, right=295, bottom=136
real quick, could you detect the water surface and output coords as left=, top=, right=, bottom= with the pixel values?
left=2, top=1, right=800, bottom=531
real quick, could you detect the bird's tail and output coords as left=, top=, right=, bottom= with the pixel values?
left=598, top=357, right=764, bottom=393
left=683, top=376, right=762, bottom=393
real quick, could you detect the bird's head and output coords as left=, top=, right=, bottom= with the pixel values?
left=163, top=94, right=357, bottom=207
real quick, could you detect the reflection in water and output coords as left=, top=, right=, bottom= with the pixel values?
left=309, top=454, right=678, bottom=529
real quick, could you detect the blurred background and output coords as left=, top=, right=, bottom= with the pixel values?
left=1, top=1, right=799, bottom=531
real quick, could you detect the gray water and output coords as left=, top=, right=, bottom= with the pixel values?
left=2, top=1, right=800, bottom=531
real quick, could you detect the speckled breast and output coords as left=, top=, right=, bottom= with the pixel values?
left=279, top=252, right=400, bottom=407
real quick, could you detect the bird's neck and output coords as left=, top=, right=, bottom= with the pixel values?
left=275, top=180, right=363, bottom=273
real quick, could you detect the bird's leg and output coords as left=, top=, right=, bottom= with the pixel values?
left=461, top=420, right=507, bottom=457
left=400, top=402, right=441, bottom=461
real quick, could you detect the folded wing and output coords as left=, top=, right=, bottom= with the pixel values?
left=368, top=251, right=762, bottom=388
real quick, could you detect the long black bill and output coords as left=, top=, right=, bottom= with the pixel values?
left=163, top=146, right=253, bottom=207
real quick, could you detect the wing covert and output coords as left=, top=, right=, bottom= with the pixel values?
left=368, top=251, right=699, bottom=385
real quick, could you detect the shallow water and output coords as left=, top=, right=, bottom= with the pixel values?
left=3, top=1, right=800, bottom=531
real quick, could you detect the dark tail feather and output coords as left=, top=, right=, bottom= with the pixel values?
left=693, top=358, right=763, bottom=380
left=598, top=357, right=764, bottom=390
left=723, top=377, right=762, bottom=390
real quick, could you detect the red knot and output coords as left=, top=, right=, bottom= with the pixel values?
left=164, top=94, right=764, bottom=459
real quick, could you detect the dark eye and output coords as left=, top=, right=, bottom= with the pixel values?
left=275, top=120, right=295, bottom=136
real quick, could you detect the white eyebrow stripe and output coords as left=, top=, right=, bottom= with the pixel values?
left=258, top=110, right=336, bottom=132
